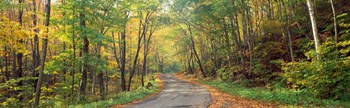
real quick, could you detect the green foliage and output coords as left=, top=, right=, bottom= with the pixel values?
left=217, top=67, right=231, bottom=82
left=70, top=80, right=161, bottom=108
left=211, top=0, right=236, bottom=17
left=200, top=80, right=350, bottom=107
left=282, top=42, right=350, bottom=100
left=0, top=77, right=35, bottom=107
left=338, top=13, right=350, bottom=29
left=217, top=66, right=243, bottom=82
left=252, top=41, right=286, bottom=85
left=1, top=98, right=21, bottom=108
left=163, top=62, right=180, bottom=73
left=0, top=0, right=11, bottom=10
left=338, top=12, right=350, bottom=50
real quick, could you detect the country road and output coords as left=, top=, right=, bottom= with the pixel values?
left=126, top=74, right=211, bottom=108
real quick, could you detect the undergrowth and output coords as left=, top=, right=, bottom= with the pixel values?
left=200, top=80, right=350, bottom=107
left=69, top=79, right=161, bottom=108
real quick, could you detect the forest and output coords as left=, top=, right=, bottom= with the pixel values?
left=0, top=0, right=349, bottom=107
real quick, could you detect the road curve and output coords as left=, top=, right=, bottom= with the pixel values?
left=125, top=74, right=211, bottom=108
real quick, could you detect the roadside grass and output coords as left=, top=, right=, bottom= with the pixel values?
left=70, top=79, right=161, bottom=108
left=200, top=80, right=350, bottom=107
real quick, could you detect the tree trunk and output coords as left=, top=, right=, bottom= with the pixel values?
left=267, top=0, right=273, bottom=19
left=160, top=57, right=164, bottom=73
left=17, top=0, right=24, bottom=86
left=120, top=30, right=127, bottom=91
left=32, top=0, right=41, bottom=91
left=4, top=46, right=9, bottom=81
left=141, top=26, right=147, bottom=87
left=119, top=12, right=128, bottom=91
left=98, top=72, right=105, bottom=99
left=142, top=24, right=155, bottom=87
left=71, top=30, right=76, bottom=101
left=281, top=0, right=295, bottom=61
left=187, top=24, right=206, bottom=78
left=34, top=0, right=50, bottom=107
left=188, top=51, right=194, bottom=74
left=16, top=1, right=24, bottom=100
left=79, top=11, right=89, bottom=99
left=128, top=19, right=145, bottom=91
left=229, top=14, right=243, bottom=65
left=104, top=56, right=109, bottom=96
left=112, top=32, right=126, bottom=91
left=306, top=0, right=321, bottom=55
left=223, top=18, right=232, bottom=66
left=12, top=51, right=16, bottom=78
left=330, top=0, right=337, bottom=43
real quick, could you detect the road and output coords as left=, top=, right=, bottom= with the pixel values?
left=126, top=74, right=211, bottom=108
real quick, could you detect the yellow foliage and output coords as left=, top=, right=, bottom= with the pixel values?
left=0, top=16, right=28, bottom=53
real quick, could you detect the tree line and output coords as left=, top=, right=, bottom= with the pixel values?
left=171, top=0, right=350, bottom=101
left=1, top=0, right=350, bottom=107
left=0, top=0, right=170, bottom=107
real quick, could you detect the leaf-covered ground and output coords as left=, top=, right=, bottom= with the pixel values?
left=175, top=73, right=281, bottom=108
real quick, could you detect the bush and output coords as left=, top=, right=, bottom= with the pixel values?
left=217, top=66, right=243, bottom=82
left=282, top=43, right=350, bottom=100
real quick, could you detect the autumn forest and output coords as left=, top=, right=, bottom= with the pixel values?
left=0, top=0, right=350, bottom=107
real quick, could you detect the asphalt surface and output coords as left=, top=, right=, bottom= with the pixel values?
left=125, top=74, right=211, bottom=108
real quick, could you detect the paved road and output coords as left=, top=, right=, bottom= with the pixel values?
left=126, top=74, right=211, bottom=108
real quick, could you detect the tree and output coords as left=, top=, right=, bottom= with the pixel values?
left=306, top=0, right=321, bottom=55
left=79, top=0, right=89, bottom=99
left=186, top=24, right=207, bottom=78
left=32, top=0, right=41, bottom=90
left=329, top=0, right=337, bottom=43
left=34, top=0, right=51, bottom=107
left=1, top=0, right=349, bottom=107
left=128, top=16, right=146, bottom=91
left=120, top=23, right=127, bottom=91
left=15, top=0, right=24, bottom=101
left=120, top=11, right=128, bottom=91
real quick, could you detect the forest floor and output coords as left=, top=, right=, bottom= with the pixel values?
left=124, top=74, right=211, bottom=108
left=175, top=73, right=282, bottom=108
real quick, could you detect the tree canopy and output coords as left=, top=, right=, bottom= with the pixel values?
left=0, top=0, right=350, bottom=107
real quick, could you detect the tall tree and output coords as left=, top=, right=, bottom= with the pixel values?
left=32, top=0, right=41, bottom=89
left=306, top=0, right=321, bottom=55
left=120, top=29, right=127, bottom=91
left=329, top=0, right=337, bottom=43
left=34, top=0, right=51, bottom=107
left=79, top=0, right=89, bottom=99
left=120, top=12, right=128, bottom=91
left=15, top=0, right=24, bottom=101
left=128, top=15, right=147, bottom=91
left=186, top=24, right=207, bottom=78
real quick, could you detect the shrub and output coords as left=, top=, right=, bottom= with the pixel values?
left=217, top=66, right=243, bottom=82
left=282, top=42, right=350, bottom=100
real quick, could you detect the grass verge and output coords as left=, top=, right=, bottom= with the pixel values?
left=200, top=80, right=350, bottom=107
left=70, top=75, right=163, bottom=108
